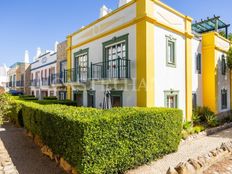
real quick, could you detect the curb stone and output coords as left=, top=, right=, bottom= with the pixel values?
left=0, top=139, right=19, bottom=174
left=167, top=141, right=232, bottom=174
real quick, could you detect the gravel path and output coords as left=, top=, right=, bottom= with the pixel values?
left=126, top=127, right=232, bottom=174
left=0, top=124, right=65, bottom=174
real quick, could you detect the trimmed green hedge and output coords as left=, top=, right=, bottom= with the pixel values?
left=43, top=96, right=57, bottom=100
left=34, top=100, right=77, bottom=106
left=8, top=100, right=182, bottom=174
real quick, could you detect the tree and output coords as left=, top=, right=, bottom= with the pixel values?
left=227, top=47, right=232, bottom=70
left=0, top=93, right=12, bottom=125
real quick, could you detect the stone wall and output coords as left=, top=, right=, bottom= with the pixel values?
left=56, top=40, right=67, bottom=74
left=24, top=64, right=31, bottom=95
left=56, top=40, right=67, bottom=98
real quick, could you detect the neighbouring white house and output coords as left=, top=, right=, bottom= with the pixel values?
left=30, top=45, right=58, bottom=99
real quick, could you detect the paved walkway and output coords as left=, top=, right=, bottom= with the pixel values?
left=0, top=124, right=65, bottom=174
left=127, top=127, right=232, bottom=174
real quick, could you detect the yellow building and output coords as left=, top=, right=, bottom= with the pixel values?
left=65, top=0, right=193, bottom=120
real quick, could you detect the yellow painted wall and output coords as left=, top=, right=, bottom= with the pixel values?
left=66, top=35, right=72, bottom=100
left=185, top=17, right=193, bottom=121
left=136, top=0, right=155, bottom=107
left=202, top=32, right=217, bottom=113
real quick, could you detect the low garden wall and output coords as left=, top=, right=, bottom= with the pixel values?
left=7, top=99, right=183, bottom=174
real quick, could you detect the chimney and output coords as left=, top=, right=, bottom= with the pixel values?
left=54, top=41, right=59, bottom=52
left=24, top=50, right=30, bottom=63
left=36, top=47, right=42, bottom=58
left=118, top=0, right=131, bottom=7
left=99, top=5, right=111, bottom=18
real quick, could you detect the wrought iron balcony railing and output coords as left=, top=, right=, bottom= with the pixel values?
left=64, top=67, right=88, bottom=83
left=16, top=80, right=24, bottom=87
left=41, top=78, right=50, bottom=86
left=31, top=79, right=40, bottom=87
left=90, top=58, right=131, bottom=80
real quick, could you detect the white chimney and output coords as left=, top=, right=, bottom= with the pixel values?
left=36, top=47, right=42, bottom=58
left=118, top=0, right=131, bottom=7
left=24, top=50, right=30, bottom=63
left=54, top=41, right=59, bottom=52
left=99, top=5, right=110, bottom=18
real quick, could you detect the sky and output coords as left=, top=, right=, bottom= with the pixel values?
left=0, top=0, right=232, bottom=67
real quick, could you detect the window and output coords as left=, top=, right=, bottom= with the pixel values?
left=103, top=34, right=129, bottom=78
left=50, top=91, right=54, bottom=97
left=111, top=91, right=123, bottom=107
left=59, top=91, right=66, bottom=100
left=87, top=90, right=95, bottom=107
left=221, top=55, right=226, bottom=75
left=60, top=61, right=67, bottom=81
left=196, top=53, right=201, bottom=74
left=74, top=49, right=88, bottom=82
left=73, top=91, right=83, bottom=107
left=166, top=36, right=176, bottom=67
left=221, top=89, right=227, bottom=109
left=192, top=93, right=197, bottom=109
left=164, top=91, right=178, bottom=108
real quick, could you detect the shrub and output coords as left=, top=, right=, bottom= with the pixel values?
left=34, top=100, right=77, bottom=106
left=43, top=96, right=57, bottom=100
left=183, top=121, right=192, bottom=130
left=205, top=113, right=219, bottom=127
left=9, top=99, right=182, bottom=174
left=193, top=125, right=205, bottom=133
left=0, top=94, right=12, bottom=124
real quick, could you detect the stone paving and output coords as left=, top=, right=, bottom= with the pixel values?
left=127, top=127, right=232, bottom=174
left=204, top=155, right=232, bottom=174
left=0, top=124, right=65, bottom=174
left=0, top=135, right=18, bottom=174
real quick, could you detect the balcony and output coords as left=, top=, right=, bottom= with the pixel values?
left=41, top=78, right=50, bottom=86
left=50, top=73, right=67, bottom=85
left=64, top=67, right=88, bottom=84
left=90, top=58, right=131, bottom=80
left=16, top=81, right=24, bottom=87
left=8, top=82, right=15, bottom=88
left=31, top=79, right=40, bottom=87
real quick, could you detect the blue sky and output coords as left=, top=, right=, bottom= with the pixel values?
left=0, top=0, right=231, bottom=67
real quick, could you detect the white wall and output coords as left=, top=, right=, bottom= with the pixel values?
left=71, top=25, right=137, bottom=108
left=72, top=3, right=136, bottom=46
left=192, top=37, right=203, bottom=107
left=153, top=2, right=185, bottom=33
left=216, top=50, right=231, bottom=113
left=154, top=25, right=186, bottom=117
left=31, top=52, right=57, bottom=98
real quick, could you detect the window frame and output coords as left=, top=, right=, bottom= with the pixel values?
left=196, top=53, right=201, bottom=74
left=192, top=93, right=197, bottom=109
left=73, top=90, right=84, bottom=107
left=103, top=34, right=129, bottom=62
left=221, top=55, right=226, bottom=75
left=59, top=91, right=66, bottom=100
left=221, top=89, right=227, bottom=110
left=73, top=48, right=89, bottom=80
left=164, top=90, right=179, bottom=108
left=166, top=35, right=176, bottom=67
left=87, top=90, right=96, bottom=108
left=110, top=90, right=123, bottom=107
